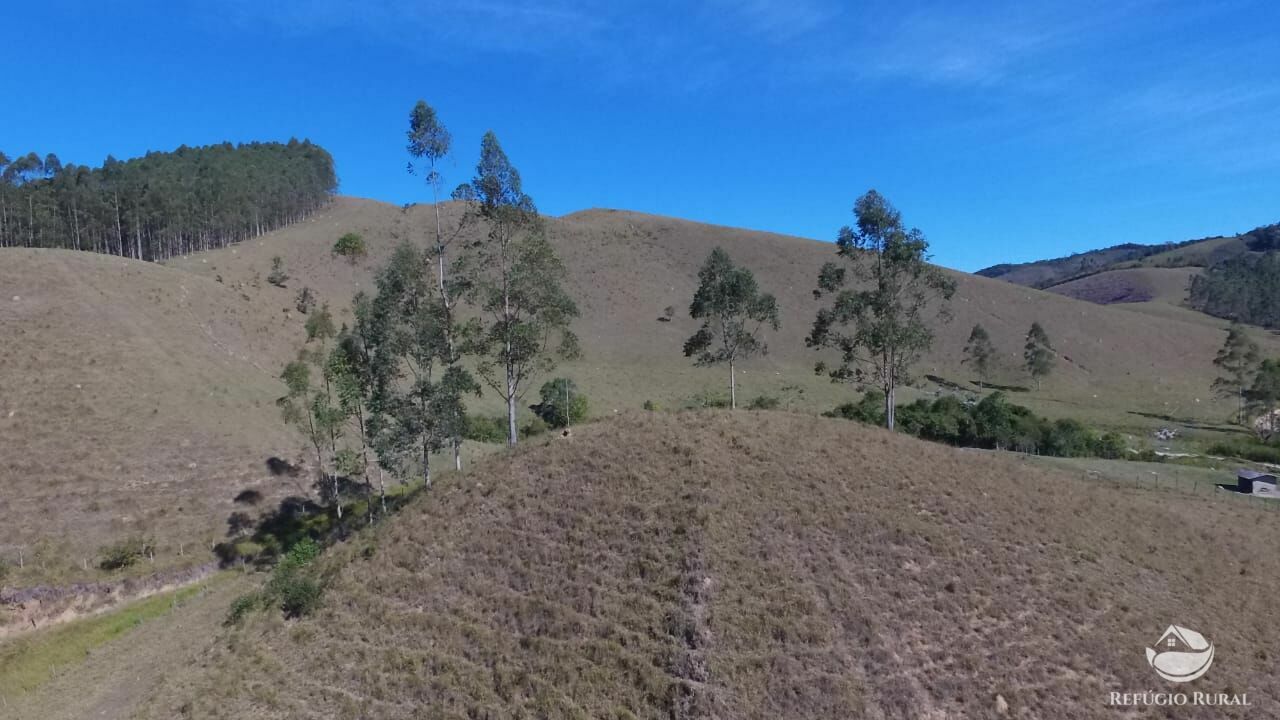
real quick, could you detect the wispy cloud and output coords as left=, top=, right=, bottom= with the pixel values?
left=205, top=0, right=1280, bottom=176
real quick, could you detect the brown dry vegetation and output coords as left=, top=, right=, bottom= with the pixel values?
left=0, top=249, right=298, bottom=584
left=3, top=197, right=1273, bottom=585
left=141, top=411, right=1280, bottom=719
left=1046, top=267, right=1198, bottom=306
left=168, top=197, right=1280, bottom=424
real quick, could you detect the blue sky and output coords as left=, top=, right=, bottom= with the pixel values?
left=3, top=0, right=1278, bottom=271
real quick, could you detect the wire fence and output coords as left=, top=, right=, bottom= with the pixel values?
left=1081, top=465, right=1280, bottom=511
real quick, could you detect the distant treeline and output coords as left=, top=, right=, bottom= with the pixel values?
left=0, top=139, right=336, bottom=261
left=1189, top=249, right=1280, bottom=328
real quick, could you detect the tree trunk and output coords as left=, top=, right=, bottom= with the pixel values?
left=423, top=438, right=432, bottom=488
left=453, top=437, right=462, bottom=471
left=506, top=374, right=519, bottom=446
left=377, top=466, right=388, bottom=516
left=885, top=383, right=896, bottom=431
left=729, top=360, right=737, bottom=410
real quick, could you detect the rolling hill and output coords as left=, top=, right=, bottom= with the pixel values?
left=168, top=197, right=1273, bottom=423
left=137, top=411, right=1280, bottom=719
left=3, top=197, right=1273, bottom=589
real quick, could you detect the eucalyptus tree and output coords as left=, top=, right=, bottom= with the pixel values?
left=1023, top=322, right=1056, bottom=390
left=682, top=247, right=780, bottom=409
left=963, top=324, right=996, bottom=389
left=1213, top=323, right=1260, bottom=425
left=808, top=190, right=955, bottom=430
left=455, top=132, right=579, bottom=445
left=365, top=243, right=480, bottom=486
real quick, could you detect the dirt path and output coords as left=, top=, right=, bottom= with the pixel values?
left=3, top=572, right=249, bottom=720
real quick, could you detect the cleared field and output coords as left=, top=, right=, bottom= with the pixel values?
left=137, top=411, right=1280, bottom=719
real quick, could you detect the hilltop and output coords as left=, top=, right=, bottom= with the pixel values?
left=139, top=411, right=1280, bottom=719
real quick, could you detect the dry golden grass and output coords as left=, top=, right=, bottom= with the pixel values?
left=166, top=197, right=1280, bottom=424
left=140, top=411, right=1280, bottom=719
left=4, top=197, right=1271, bottom=584
left=0, top=249, right=301, bottom=584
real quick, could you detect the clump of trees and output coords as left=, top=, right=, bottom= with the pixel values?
left=1190, top=251, right=1280, bottom=328
left=808, top=190, right=955, bottom=429
left=827, top=391, right=1126, bottom=458
left=274, top=101, right=581, bottom=528
left=0, top=140, right=335, bottom=259
left=683, top=247, right=779, bottom=409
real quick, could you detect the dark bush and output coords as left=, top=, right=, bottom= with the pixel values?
left=277, top=575, right=323, bottom=618
left=747, top=395, right=780, bottom=410
left=825, top=390, right=885, bottom=425
left=1207, top=439, right=1280, bottom=464
left=463, top=415, right=507, bottom=444
left=532, top=378, right=588, bottom=428
left=99, top=536, right=153, bottom=570
left=332, top=232, right=367, bottom=263
left=225, top=593, right=261, bottom=626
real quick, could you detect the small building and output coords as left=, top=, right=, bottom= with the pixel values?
left=1237, top=469, right=1278, bottom=495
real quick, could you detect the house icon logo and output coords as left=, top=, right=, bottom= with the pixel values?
left=1146, top=625, right=1214, bottom=683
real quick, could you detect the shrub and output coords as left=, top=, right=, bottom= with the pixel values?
left=332, top=232, right=367, bottom=263
left=1207, top=439, right=1280, bottom=464
left=225, top=593, right=260, bottom=626
left=1045, top=418, right=1095, bottom=458
left=264, top=538, right=324, bottom=619
left=747, top=395, right=780, bottom=410
left=463, top=414, right=507, bottom=443
left=533, top=378, right=588, bottom=428
left=824, top=390, right=885, bottom=425
left=685, top=390, right=730, bottom=409
left=266, top=256, right=289, bottom=287
left=277, top=575, right=323, bottom=618
left=522, top=415, right=549, bottom=438
left=294, top=287, right=316, bottom=314
left=1093, top=432, right=1127, bottom=459
left=99, top=536, right=153, bottom=570
left=643, top=399, right=659, bottom=411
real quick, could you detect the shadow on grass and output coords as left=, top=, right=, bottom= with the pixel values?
left=1127, top=410, right=1246, bottom=433
left=974, top=380, right=1031, bottom=393
left=214, top=467, right=426, bottom=570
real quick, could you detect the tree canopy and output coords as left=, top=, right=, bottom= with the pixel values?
left=683, top=247, right=779, bottom=409
left=807, top=189, right=955, bottom=430
left=0, top=139, right=335, bottom=260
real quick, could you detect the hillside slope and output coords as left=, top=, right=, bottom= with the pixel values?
left=168, top=197, right=1278, bottom=424
left=0, top=249, right=299, bottom=582
left=1044, top=267, right=1198, bottom=305
left=140, top=411, right=1280, bottom=719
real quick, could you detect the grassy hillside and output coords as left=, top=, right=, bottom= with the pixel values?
left=4, top=198, right=1271, bottom=585
left=975, top=242, right=1166, bottom=288
left=168, top=197, right=1275, bottom=426
left=0, top=249, right=298, bottom=584
left=139, top=411, right=1280, bottom=719
left=1044, top=266, right=1198, bottom=305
